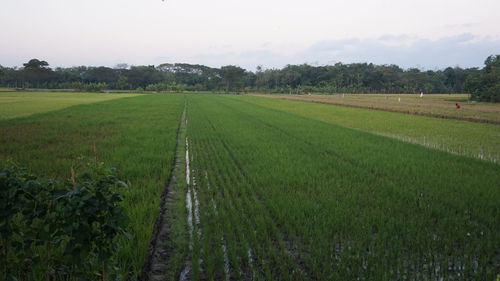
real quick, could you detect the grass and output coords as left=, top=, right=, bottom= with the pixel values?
left=0, top=91, right=140, bottom=119
left=242, top=95, right=500, bottom=163
left=176, top=94, right=499, bottom=280
left=0, top=93, right=184, bottom=279
left=258, top=93, right=500, bottom=124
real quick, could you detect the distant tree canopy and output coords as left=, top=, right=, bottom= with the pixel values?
left=220, top=65, right=246, bottom=91
left=23, top=59, right=50, bottom=70
left=465, top=55, right=500, bottom=102
left=0, top=56, right=497, bottom=99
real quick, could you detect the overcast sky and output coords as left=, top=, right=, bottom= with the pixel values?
left=1, top=0, right=499, bottom=70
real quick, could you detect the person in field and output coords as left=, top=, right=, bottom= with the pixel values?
left=420, top=91, right=424, bottom=97
left=455, top=103, right=461, bottom=109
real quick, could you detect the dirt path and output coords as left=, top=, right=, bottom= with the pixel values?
left=139, top=104, right=187, bottom=281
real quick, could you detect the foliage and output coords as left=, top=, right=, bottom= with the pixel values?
left=465, top=55, right=500, bottom=102
left=23, top=59, right=50, bottom=70
left=144, top=82, right=187, bottom=92
left=0, top=163, right=130, bottom=280
left=220, top=65, right=247, bottom=91
left=68, top=82, right=109, bottom=92
left=2, top=56, right=496, bottom=94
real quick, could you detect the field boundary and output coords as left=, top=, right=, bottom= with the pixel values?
left=139, top=103, right=187, bottom=281
left=264, top=95, right=500, bottom=125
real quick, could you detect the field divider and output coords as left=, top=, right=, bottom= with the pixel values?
left=139, top=101, right=188, bottom=281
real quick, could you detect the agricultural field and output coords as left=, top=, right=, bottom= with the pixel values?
left=1, top=92, right=499, bottom=280
left=258, top=93, right=500, bottom=124
left=169, top=94, right=499, bottom=281
left=247, top=95, right=500, bottom=163
left=0, top=92, right=184, bottom=279
left=0, top=91, right=140, bottom=119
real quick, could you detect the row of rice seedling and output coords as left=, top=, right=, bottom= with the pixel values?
left=0, top=94, right=184, bottom=279
left=179, top=94, right=499, bottom=280
left=178, top=97, right=310, bottom=281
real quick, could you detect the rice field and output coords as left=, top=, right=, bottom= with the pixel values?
left=0, top=91, right=140, bottom=119
left=1, top=92, right=499, bottom=280
left=172, top=94, right=499, bottom=281
left=0, top=93, right=183, bottom=279
left=244, top=95, right=500, bottom=163
left=258, top=93, right=500, bottom=124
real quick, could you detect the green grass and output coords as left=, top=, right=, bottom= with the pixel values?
left=177, top=94, right=499, bottom=280
left=0, top=91, right=140, bottom=119
left=0, top=94, right=184, bottom=279
left=242, top=95, right=500, bottom=163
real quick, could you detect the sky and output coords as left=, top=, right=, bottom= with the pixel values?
left=1, top=0, right=499, bottom=70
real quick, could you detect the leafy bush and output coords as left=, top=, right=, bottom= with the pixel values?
left=0, top=164, right=130, bottom=281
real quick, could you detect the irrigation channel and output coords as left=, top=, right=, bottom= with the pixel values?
left=140, top=103, right=219, bottom=281
left=140, top=105, right=187, bottom=281
left=140, top=103, right=256, bottom=281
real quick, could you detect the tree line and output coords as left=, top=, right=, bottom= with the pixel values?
left=0, top=55, right=498, bottom=101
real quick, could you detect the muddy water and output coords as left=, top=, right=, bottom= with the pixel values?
left=185, top=187, right=193, bottom=249
left=193, top=188, right=201, bottom=232
left=180, top=138, right=194, bottom=281
left=185, top=138, right=190, bottom=185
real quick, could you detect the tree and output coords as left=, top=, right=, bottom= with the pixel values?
left=0, top=59, right=478, bottom=94
left=126, top=65, right=162, bottom=88
left=23, top=59, right=50, bottom=70
left=0, top=66, right=5, bottom=83
left=465, top=55, right=500, bottom=102
left=220, top=65, right=246, bottom=92
left=280, top=65, right=302, bottom=90
left=115, top=75, right=131, bottom=90
left=84, top=66, right=118, bottom=84
left=21, top=59, right=54, bottom=88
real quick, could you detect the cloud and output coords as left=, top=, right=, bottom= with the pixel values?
left=192, top=50, right=291, bottom=70
left=377, top=34, right=411, bottom=41
left=444, top=22, right=480, bottom=29
left=306, top=33, right=500, bottom=69
left=190, top=33, right=500, bottom=70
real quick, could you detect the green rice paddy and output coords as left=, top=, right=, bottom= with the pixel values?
left=1, top=92, right=498, bottom=280
left=0, top=91, right=139, bottom=119
left=1, top=93, right=183, bottom=279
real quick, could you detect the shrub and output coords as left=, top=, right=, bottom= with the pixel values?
left=0, top=163, right=130, bottom=280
